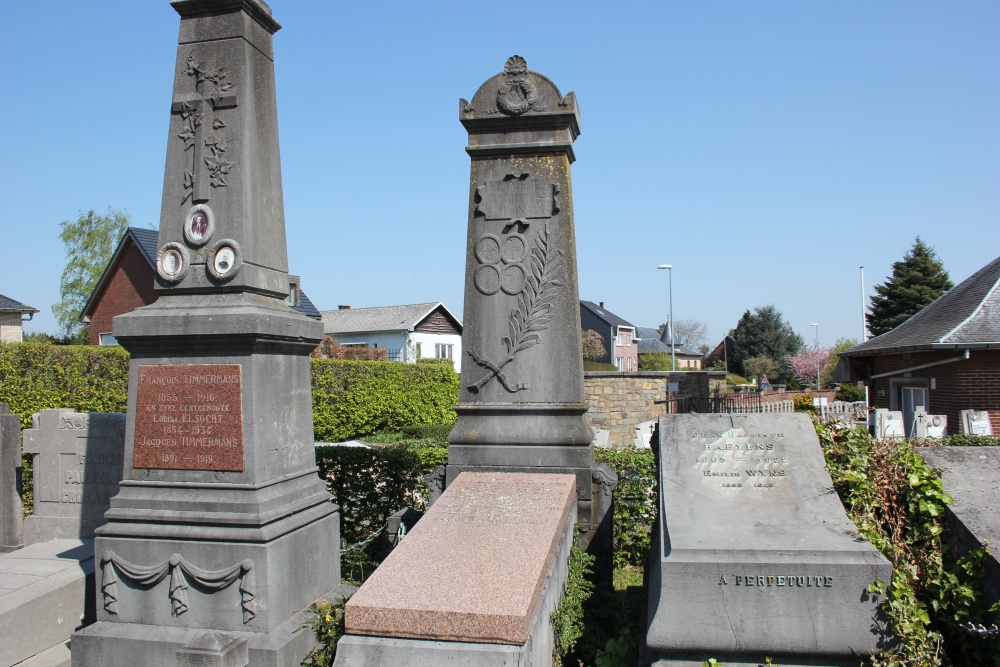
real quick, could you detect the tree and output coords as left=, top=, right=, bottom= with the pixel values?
left=822, top=337, right=859, bottom=388
left=743, top=356, right=779, bottom=386
left=581, top=329, right=606, bottom=362
left=638, top=351, right=674, bottom=371
left=866, top=237, right=953, bottom=337
left=729, top=305, right=804, bottom=382
left=786, top=347, right=831, bottom=388
left=659, top=319, right=708, bottom=349
left=53, top=208, right=131, bottom=340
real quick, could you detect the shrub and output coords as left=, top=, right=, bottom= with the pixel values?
left=311, top=359, right=458, bottom=441
left=819, top=420, right=1000, bottom=665
left=595, top=447, right=657, bottom=569
left=793, top=393, right=817, bottom=413
left=400, top=423, right=452, bottom=446
left=638, top=351, right=673, bottom=371
left=835, top=383, right=867, bottom=402
left=0, top=343, right=129, bottom=428
left=933, top=434, right=1000, bottom=448
left=311, top=336, right=388, bottom=361
left=584, top=361, right=619, bottom=371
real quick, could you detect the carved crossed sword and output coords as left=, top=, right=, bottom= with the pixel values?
left=467, top=348, right=527, bottom=393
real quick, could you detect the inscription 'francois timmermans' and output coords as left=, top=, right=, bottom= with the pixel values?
left=133, top=364, right=244, bottom=472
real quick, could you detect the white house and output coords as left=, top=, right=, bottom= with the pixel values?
left=319, top=302, right=464, bottom=372
left=0, top=294, right=38, bottom=343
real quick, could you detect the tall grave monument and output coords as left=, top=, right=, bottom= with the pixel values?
left=448, top=56, right=594, bottom=531
left=72, top=1, right=340, bottom=664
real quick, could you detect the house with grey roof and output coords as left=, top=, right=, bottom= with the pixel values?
left=0, top=294, right=38, bottom=343
left=319, top=302, right=463, bottom=371
left=580, top=301, right=638, bottom=371
left=635, top=326, right=704, bottom=370
left=81, top=227, right=320, bottom=345
left=838, top=255, right=1000, bottom=436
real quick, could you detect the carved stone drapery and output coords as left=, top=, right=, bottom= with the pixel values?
left=101, top=550, right=255, bottom=623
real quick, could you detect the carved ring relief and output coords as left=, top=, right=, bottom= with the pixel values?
left=474, top=234, right=528, bottom=296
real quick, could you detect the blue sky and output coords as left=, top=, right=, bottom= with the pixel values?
left=2, top=1, right=997, bottom=350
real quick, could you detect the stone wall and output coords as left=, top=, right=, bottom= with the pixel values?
left=584, top=371, right=726, bottom=449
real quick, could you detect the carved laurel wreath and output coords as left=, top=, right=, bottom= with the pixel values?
left=467, top=223, right=562, bottom=393
left=497, top=77, right=536, bottom=116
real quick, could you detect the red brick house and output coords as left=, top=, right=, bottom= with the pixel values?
left=580, top=300, right=639, bottom=371
left=837, top=255, right=1000, bottom=436
left=81, top=227, right=320, bottom=345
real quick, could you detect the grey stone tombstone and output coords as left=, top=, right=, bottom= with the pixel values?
left=448, top=56, right=594, bottom=537
left=919, top=447, right=1000, bottom=614
left=0, top=403, right=23, bottom=553
left=645, top=413, right=892, bottom=666
left=71, top=2, right=342, bottom=664
left=874, top=408, right=904, bottom=439
left=961, top=409, right=994, bottom=436
left=21, top=409, right=125, bottom=545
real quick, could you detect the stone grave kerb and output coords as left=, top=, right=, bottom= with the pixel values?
left=72, top=3, right=341, bottom=664
left=448, top=56, right=595, bottom=535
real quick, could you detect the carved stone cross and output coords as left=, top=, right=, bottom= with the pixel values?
left=171, top=54, right=237, bottom=205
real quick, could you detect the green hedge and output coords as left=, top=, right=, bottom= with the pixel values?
left=595, top=447, right=657, bottom=569
left=0, top=343, right=129, bottom=428
left=311, top=359, right=458, bottom=441
left=0, top=346, right=459, bottom=442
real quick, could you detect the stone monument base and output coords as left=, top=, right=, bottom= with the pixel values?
left=72, top=583, right=354, bottom=667
left=651, top=654, right=861, bottom=667
left=335, top=473, right=577, bottom=667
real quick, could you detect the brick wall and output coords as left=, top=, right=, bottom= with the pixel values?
left=866, top=349, right=1000, bottom=434
left=88, top=242, right=158, bottom=345
left=584, top=371, right=726, bottom=449
left=0, top=312, right=23, bottom=343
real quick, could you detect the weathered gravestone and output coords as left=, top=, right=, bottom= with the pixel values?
left=645, top=413, right=892, bottom=666
left=0, top=404, right=23, bottom=553
left=448, top=56, right=595, bottom=540
left=21, top=409, right=126, bottom=545
left=874, top=409, right=904, bottom=440
left=919, top=447, right=1000, bottom=613
left=961, top=409, right=995, bottom=436
left=335, top=473, right=577, bottom=666
left=72, top=1, right=343, bottom=664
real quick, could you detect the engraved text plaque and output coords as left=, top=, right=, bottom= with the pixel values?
left=134, top=364, right=244, bottom=471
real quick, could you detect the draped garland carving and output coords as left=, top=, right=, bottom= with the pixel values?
left=100, top=551, right=256, bottom=623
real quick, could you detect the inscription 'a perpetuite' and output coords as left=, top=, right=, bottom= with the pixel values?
left=134, top=364, right=244, bottom=471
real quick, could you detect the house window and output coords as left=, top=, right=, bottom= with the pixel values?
left=615, top=357, right=624, bottom=371
left=626, top=357, right=634, bottom=371
left=435, top=343, right=453, bottom=359
left=99, top=333, right=119, bottom=346
left=285, top=284, right=299, bottom=308
left=387, top=348, right=401, bottom=361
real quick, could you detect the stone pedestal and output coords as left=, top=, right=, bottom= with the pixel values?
left=0, top=404, right=22, bottom=553
left=71, top=2, right=341, bottom=664
left=448, top=56, right=594, bottom=535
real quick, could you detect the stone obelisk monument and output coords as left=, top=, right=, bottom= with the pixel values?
left=72, top=1, right=341, bottom=664
left=448, top=56, right=594, bottom=534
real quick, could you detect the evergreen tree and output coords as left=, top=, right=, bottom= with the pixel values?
left=730, top=305, right=804, bottom=382
left=866, top=237, right=953, bottom=337
left=53, top=207, right=131, bottom=339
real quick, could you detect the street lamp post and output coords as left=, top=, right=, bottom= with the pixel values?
left=658, top=264, right=674, bottom=372
left=811, top=323, right=820, bottom=390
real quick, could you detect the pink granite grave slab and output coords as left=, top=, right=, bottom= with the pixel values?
left=344, top=472, right=577, bottom=645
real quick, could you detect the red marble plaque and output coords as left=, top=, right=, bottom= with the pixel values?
left=133, top=364, right=244, bottom=471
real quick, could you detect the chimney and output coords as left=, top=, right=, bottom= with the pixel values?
left=338, top=305, right=351, bottom=310
left=599, top=301, right=604, bottom=308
